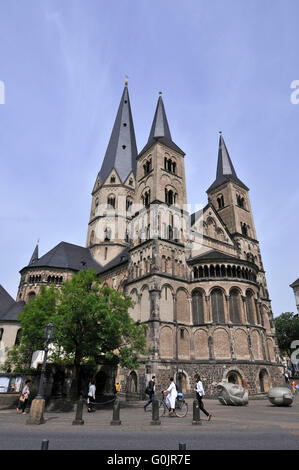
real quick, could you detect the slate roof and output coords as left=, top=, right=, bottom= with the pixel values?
left=0, top=285, right=16, bottom=318
left=188, top=249, right=240, bottom=265
left=0, top=285, right=24, bottom=322
left=290, top=278, right=299, bottom=288
left=207, top=134, right=248, bottom=192
left=139, top=95, right=185, bottom=156
left=98, top=85, right=138, bottom=185
left=20, top=242, right=103, bottom=273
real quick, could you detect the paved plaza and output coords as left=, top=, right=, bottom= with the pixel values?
left=0, top=396, right=299, bottom=450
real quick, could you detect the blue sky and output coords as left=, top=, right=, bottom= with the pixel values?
left=0, top=0, right=298, bottom=316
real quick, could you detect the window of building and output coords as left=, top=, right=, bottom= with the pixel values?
left=211, top=289, right=225, bottom=323
left=110, top=176, right=116, bottom=183
left=107, top=195, right=115, bottom=209
left=217, top=195, right=224, bottom=209
left=192, top=291, right=204, bottom=324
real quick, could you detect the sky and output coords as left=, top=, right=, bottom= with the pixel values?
left=0, top=0, right=298, bottom=317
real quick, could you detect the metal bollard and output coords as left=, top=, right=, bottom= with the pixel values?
left=179, top=442, right=186, bottom=450
left=41, top=439, right=49, bottom=450
left=72, top=395, right=84, bottom=425
left=192, top=399, right=202, bottom=425
left=151, top=398, right=161, bottom=425
left=110, top=399, right=121, bottom=425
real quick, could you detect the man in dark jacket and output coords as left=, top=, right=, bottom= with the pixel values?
left=144, top=376, right=156, bottom=411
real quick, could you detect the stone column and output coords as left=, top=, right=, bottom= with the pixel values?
left=205, top=295, right=211, bottom=323
left=149, top=277, right=161, bottom=362
left=241, top=296, right=248, bottom=324
left=228, top=325, right=236, bottom=360
left=225, top=295, right=230, bottom=323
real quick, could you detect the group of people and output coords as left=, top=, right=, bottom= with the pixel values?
left=144, top=374, right=212, bottom=420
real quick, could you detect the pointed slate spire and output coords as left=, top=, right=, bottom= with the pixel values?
left=98, top=84, right=138, bottom=185
left=29, top=243, right=39, bottom=265
left=139, top=93, right=184, bottom=156
left=207, top=133, right=248, bottom=192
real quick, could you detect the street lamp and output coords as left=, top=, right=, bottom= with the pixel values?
left=36, top=322, right=55, bottom=400
left=27, top=322, right=55, bottom=424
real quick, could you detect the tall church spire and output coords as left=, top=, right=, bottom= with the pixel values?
left=139, top=93, right=184, bottom=156
left=98, top=84, right=138, bottom=185
left=207, top=134, right=248, bottom=192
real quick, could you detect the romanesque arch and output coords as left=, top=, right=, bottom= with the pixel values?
left=160, top=284, right=174, bottom=322
left=191, top=289, right=205, bottom=325
left=229, top=288, right=242, bottom=324
left=193, top=329, right=209, bottom=359
left=128, top=288, right=140, bottom=322
left=210, top=288, right=225, bottom=324
left=176, top=288, right=189, bottom=323
left=234, top=328, right=250, bottom=359
left=178, top=327, right=190, bottom=359
left=213, top=328, right=231, bottom=359
left=160, top=326, right=174, bottom=358
left=251, top=330, right=263, bottom=360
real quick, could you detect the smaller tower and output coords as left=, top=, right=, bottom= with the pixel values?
left=207, top=133, right=257, bottom=241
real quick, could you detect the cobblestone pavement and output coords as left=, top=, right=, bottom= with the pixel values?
left=0, top=397, right=299, bottom=450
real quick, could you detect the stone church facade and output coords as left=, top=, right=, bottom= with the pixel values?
left=1, top=84, right=283, bottom=397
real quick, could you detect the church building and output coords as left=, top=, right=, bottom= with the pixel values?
left=0, top=83, right=283, bottom=397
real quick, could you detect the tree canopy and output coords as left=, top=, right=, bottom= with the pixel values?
left=274, top=312, right=299, bottom=356
left=2, top=269, right=148, bottom=392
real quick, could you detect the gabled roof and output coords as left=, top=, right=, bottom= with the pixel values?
left=20, top=242, right=102, bottom=273
left=207, top=134, right=248, bottom=192
left=188, top=249, right=240, bottom=265
left=0, top=285, right=16, bottom=318
left=98, top=85, right=138, bottom=185
left=139, top=94, right=185, bottom=156
left=1, top=300, right=25, bottom=322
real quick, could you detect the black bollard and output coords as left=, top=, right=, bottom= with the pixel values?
left=110, top=399, right=121, bottom=425
left=41, top=439, right=49, bottom=450
left=179, top=442, right=186, bottom=450
left=72, top=395, right=84, bottom=425
left=192, top=399, right=202, bottom=425
left=151, top=398, right=161, bottom=425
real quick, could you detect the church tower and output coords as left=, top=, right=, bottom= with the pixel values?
left=86, top=83, right=138, bottom=265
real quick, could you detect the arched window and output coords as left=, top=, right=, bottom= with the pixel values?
left=28, top=291, right=36, bottom=302
left=217, top=195, right=224, bottom=209
left=15, top=329, right=22, bottom=346
left=110, top=176, right=116, bottom=183
left=192, top=290, right=204, bottom=324
left=245, top=290, right=256, bottom=324
left=229, top=289, right=241, bottom=324
left=126, top=197, right=133, bottom=212
left=211, top=289, right=225, bottom=324
left=0, top=328, right=3, bottom=341
left=104, top=227, right=111, bottom=241
left=107, top=195, right=115, bottom=209
left=90, top=230, right=95, bottom=245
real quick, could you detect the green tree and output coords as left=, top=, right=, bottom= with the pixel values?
left=2, top=269, right=148, bottom=397
left=274, top=312, right=299, bottom=356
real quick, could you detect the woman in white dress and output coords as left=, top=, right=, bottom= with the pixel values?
left=163, top=377, right=177, bottom=416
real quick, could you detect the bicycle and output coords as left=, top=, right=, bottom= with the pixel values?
left=159, top=392, right=188, bottom=418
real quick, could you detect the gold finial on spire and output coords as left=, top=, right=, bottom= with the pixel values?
left=125, top=75, right=129, bottom=86
left=159, top=91, right=162, bottom=95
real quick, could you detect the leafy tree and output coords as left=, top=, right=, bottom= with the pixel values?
left=274, top=312, right=299, bottom=356
left=2, top=269, right=148, bottom=397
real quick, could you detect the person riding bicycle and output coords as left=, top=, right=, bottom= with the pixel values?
left=163, top=377, right=177, bottom=416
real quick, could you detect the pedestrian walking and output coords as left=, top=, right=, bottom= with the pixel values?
left=194, top=374, right=212, bottom=421
left=16, top=379, right=31, bottom=415
left=163, top=377, right=177, bottom=416
left=87, top=379, right=96, bottom=412
left=284, top=370, right=290, bottom=384
left=291, top=380, right=296, bottom=395
left=144, top=376, right=156, bottom=411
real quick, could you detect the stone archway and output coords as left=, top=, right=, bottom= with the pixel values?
left=258, top=369, right=271, bottom=393
left=227, top=370, right=243, bottom=385
left=177, top=371, right=187, bottom=394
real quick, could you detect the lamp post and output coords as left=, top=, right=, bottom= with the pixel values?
left=26, top=322, right=55, bottom=425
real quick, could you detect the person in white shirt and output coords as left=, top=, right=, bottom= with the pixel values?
left=163, top=377, right=177, bottom=416
left=194, top=374, right=212, bottom=421
left=87, top=379, right=96, bottom=412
